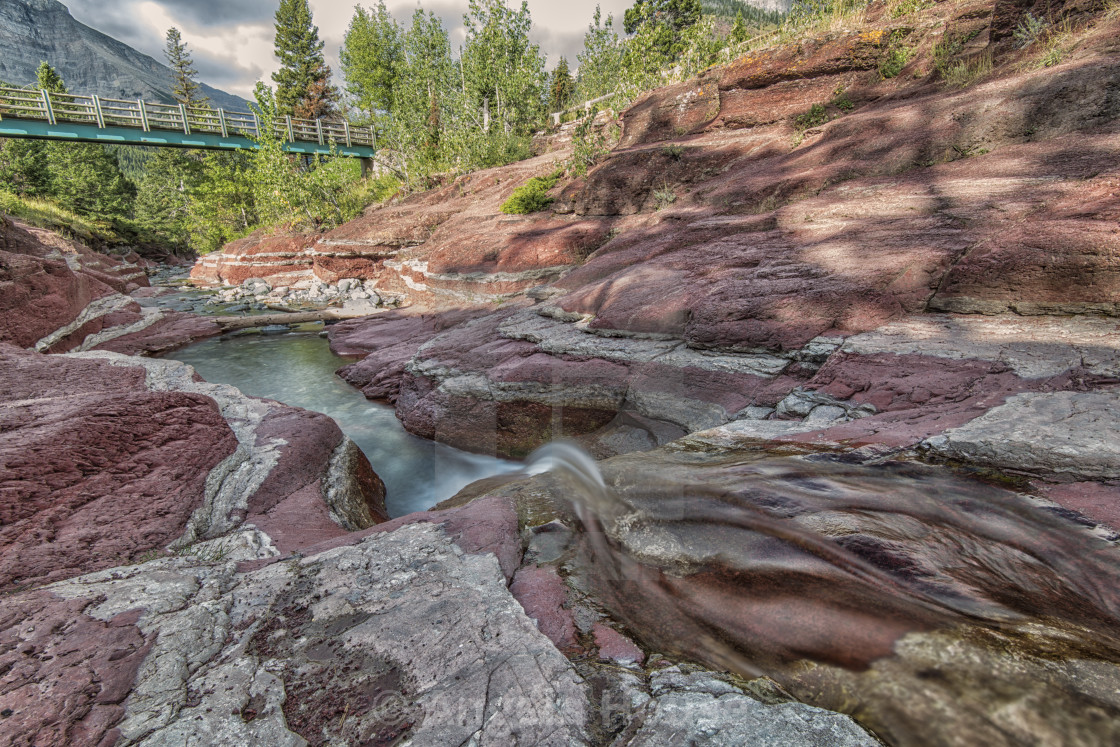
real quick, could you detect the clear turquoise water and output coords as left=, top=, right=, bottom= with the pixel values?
left=168, top=328, right=520, bottom=518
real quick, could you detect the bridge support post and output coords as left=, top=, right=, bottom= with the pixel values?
left=360, top=157, right=374, bottom=179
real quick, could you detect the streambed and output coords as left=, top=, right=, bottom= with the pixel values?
left=168, top=328, right=519, bottom=518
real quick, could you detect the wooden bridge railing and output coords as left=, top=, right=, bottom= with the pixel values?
left=0, top=86, right=375, bottom=149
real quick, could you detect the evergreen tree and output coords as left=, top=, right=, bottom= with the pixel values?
left=188, top=151, right=258, bottom=252
left=134, top=149, right=204, bottom=246
left=49, top=145, right=135, bottom=221
left=0, top=72, right=51, bottom=197
left=294, top=63, right=341, bottom=120
left=35, top=61, right=65, bottom=94
left=622, top=0, right=703, bottom=62
left=164, top=28, right=208, bottom=108
left=730, top=10, right=749, bottom=44
left=549, top=57, right=574, bottom=112
left=0, top=139, right=51, bottom=197
left=623, top=0, right=703, bottom=35
left=272, top=0, right=339, bottom=118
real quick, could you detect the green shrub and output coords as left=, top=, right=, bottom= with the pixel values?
left=500, top=170, right=563, bottom=214
left=568, top=114, right=617, bottom=177
left=831, top=90, right=855, bottom=111
left=662, top=144, right=684, bottom=160
left=890, top=0, right=933, bottom=17
left=1013, top=12, right=1047, bottom=49
left=652, top=188, right=677, bottom=210
left=879, top=45, right=915, bottom=79
left=796, top=103, right=830, bottom=130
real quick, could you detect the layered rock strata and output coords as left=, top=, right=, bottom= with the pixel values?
left=0, top=345, right=388, bottom=593
left=303, top=0, right=1120, bottom=467
left=1, top=217, right=221, bottom=356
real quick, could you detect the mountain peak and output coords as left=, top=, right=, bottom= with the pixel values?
left=0, top=0, right=246, bottom=110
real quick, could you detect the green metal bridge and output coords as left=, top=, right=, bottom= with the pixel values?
left=0, top=86, right=377, bottom=163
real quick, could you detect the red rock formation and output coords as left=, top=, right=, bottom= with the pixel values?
left=0, top=217, right=220, bottom=356
left=0, top=345, right=236, bottom=591
left=0, top=346, right=388, bottom=593
left=0, top=593, right=152, bottom=745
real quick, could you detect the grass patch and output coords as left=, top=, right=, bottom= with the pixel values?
left=783, top=0, right=872, bottom=39
left=652, top=188, right=677, bottom=210
left=1030, top=17, right=1078, bottom=69
left=796, top=103, right=831, bottom=131
left=933, top=28, right=992, bottom=88
left=889, top=0, right=933, bottom=17
left=941, top=50, right=994, bottom=88
left=500, top=169, right=564, bottom=214
left=879, top=45, right=915, bottom=79
left=0, top=190, right=125, bottom=245
left=662, top=144, right=684, bottom=160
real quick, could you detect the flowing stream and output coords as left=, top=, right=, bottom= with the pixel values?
left=152, top=278, right=1120, bottom=744
left=526, top=442, right=1120, bottom=746
left=168, top=328, right=520, bottom=517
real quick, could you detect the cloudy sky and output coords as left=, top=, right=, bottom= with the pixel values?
left=64, top=1, right=633, bottom=100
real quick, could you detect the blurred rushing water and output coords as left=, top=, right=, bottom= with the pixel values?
left=170, top=329, right=520, bottom=517
left=527, top=443, right=1120, bottom=746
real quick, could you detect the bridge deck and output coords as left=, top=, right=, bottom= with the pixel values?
left=0, top=87, right=376, bottom=159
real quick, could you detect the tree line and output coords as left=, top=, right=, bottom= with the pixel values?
left=0, top=0, right=786, bottom=255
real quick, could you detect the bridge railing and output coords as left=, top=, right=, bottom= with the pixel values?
left=0, top=86, right=375, bottom=149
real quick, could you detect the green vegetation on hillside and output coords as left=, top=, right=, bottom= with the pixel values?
left=2, top=0, right=800, bottom=256
left=500, top=170, right=563, bottom=214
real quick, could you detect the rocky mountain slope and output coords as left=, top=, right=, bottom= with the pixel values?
left=0, top=0, right=246, bottom=110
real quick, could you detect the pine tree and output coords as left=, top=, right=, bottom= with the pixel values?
left=134, top=149, right=204, bottom=246
left=293, top=61, right=340, bottom=120
left=731, top=10, right=748, bottom=44
left=35, top=61, right=65, bottom=94
left=49, top=144, right=135, bottom=220
left=165, top=28, right=209, bottom=108
left=0, top=139, right=51, bottom=196
left=623, top=0, right=703, bottom=35
left=273, top=0, right=340, bottom=119
left=549, top=57, right=575, bottom=112
left=622, top=0, right=703, bottom=63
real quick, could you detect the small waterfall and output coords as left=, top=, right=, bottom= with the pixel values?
left=525, top=442, right=1120, bottom=746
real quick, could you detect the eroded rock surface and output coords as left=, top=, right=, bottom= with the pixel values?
left=926, top=390, right=1120, bottom=479
left=0, top=495, right=879, bottom=746
left=0, top=217, right=220, bottom=356
left=0, top=346, right=387, bottom=593
left=293, top=3, right=1120, bottom=466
